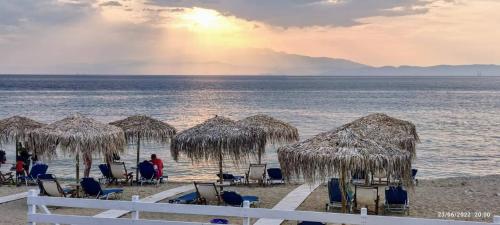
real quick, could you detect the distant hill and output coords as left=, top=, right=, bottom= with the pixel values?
left=323, top=64, right=500, bottom=76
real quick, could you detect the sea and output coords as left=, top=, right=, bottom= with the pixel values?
left=0, top=75, right=499, bottom=181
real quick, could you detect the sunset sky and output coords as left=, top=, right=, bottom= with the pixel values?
left=1, top=0, right=499, bottom=75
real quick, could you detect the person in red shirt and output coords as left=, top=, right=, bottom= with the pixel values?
left=150, top=154, right=164, bottom=179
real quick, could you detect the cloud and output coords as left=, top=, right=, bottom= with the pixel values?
left=146, top=0, right=439, bottom=27
left=99, top=1, right=123, bottom=7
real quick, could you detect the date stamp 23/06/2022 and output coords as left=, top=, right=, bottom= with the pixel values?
left=438, top=211, right=492, bottom=219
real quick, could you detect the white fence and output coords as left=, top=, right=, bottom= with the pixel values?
left=27, top=189, right=499, bottom=225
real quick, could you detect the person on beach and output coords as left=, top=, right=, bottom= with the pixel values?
left=150, top=154, right=164, bottom=179
left=83, top=152, right=92, bottom=177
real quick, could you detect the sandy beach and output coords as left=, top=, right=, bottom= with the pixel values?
left=0, top=175, right=498, bottom=225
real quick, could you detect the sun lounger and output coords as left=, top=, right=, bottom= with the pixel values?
left=37, top=174, right=73, bottom=197
left=194, top=182, right=221, bottom=205
left=81, top=177, right=123, bottom=200
left=169, top=192, right=199, bottom=204
left=325, top=178, right=353, bottom=212
left=297, top=222, right=326, bottom=225
left=384, top=186, right=409, bottom=215
left=371, top=170, right=389, bottom=185
left=216, top=173, right=244, bottom=185
left=98, top=164, right=113, bottom=184
left=245, top=164, right=266, bottom=185
left=411, top=169, right=418, bottom=185
left=221, top=191, right=259, bottom=207
left=139, top=161, right=160, bottom=186
left=109, top=162, right=133, bottom=185
left=18, top=164, right=48, bottom=186
left=267, top=168, right=285, bottom=184
left=0, top=171, right=14, bottom=185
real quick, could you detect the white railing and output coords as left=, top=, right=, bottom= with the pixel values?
left=27, top=189, right=500, bottom=225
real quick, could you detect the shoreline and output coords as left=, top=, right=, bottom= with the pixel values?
left=0, top=175, right=498, bottom=224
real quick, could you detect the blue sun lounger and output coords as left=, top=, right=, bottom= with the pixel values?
left=384, top=186, right=410, bottom=215
left=267, top=168, right=285, bottom=184
left=81, top=177, right=123, bottom=200
left=297, top=222, right=326, bottom=225
left=18, top=164, right=48, bottom=186
left=221, top=191, right=259, bottom=207
left=169, top=192, right=199, bottom=204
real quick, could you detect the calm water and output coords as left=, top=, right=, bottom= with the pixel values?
left=0, top=75, right=499, bottom=181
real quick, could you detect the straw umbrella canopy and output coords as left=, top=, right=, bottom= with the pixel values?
left=29, top=114, right=125, bottom=183
left=278, top=113, right=419, bottom=211
left=171, top=116, right=266, bottom=184
left=0, top=116, right=46, bottom=158
left=237, top=114, right=299, bottom=163
left=110, top=115, right=176, bottom=183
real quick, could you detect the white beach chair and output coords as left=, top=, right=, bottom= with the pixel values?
left=109, top=162, right=133, bottom=185
left=37, top=174, right=73, bottom=197
left=246, top=164, right=267, bottom=185
left=371, top=170, right=389, bottom=185
left=194, top=182, right=220, bottom=204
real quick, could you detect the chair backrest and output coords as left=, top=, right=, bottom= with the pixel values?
left=298, top=222, right=326, bottom=225
left=328, top=178, right=343, bottom=203
left=109, top=162, right=127, bottom=179
left=217, top=173, right=235, bottom=180
left=221, top=191, right=243, bottom=206
left=267, top=168, right=283, bottom=180
left=248, top=164, right=266, bottom=180
left=195, top=182, right=219, bottom=203
left=30, top=164, right=48, bottom=178
left=41, top=180, right=64, bottom=197
left=373, top=170, right=387, bottom=179
left=385, top=186, right=408, bottom=204
left=99, top=164, right=112, bottom=178
left=352, top=170, right=366, bottom=180
left=411, top=169, right=418, bottom=178
left=139, top=162, right=155, bottom=180
left=81, top=177, right=103, bottom=196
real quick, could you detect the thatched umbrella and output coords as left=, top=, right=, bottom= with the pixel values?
left=278, top=113, right=419, bottom=211
left=110, top=115, right=176, bottom=183
left=237, top=114, right=299, bottom=163
left=29, top=114, right=125, bottom=183
left=0, top=116, right=46, bottom=182
left=171, top=116, right=266, bottom=184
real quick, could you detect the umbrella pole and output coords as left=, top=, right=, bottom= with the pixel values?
left=136, top=135, right=140, bottom=185
left=15, top=137, right=19, bottom=185
left=218, top=149, right=223, bottom=185
left=76, top=153, right=80, bottom=184
left=258, top=148, right=262, bottom=164
left=340, top=167, right=347, bottom=213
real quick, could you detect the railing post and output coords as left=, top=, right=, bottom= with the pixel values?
left=242, top=200, right=250, bottom=225
left=27, top=189, right=38, bottom=225
left=131, top=195, right=140, bottom=220
left=360, top=207, right=368, bottom=225
left=494, top=215, right=500, bottom=224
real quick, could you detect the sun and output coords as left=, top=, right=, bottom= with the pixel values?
left=180, top=8, right=232, bottom=31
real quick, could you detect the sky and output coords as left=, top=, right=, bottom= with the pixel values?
left=1, top=0, right=499, bottom=75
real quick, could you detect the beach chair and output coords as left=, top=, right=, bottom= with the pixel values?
left=267, top=168, right=285, bottom=184
left=411, top=169, right=418, bottom=186
left=194, top=182, right=221, bottom=205
left=169, top=192, right=199, bottom=204
left=325, top=178, right=353, bottom=212
left=139, top=161, right=160, bottom=186
left=384, top=186, right=409, bottom=215
left=109, top=162, right=133, bottom=185
left=297, top=222, right=326, bottom=225
left=351, top=170, right=367, bottom=185
left=221, top=191, right=259, bottom=207
left=80, top=177, right=123, bottom=200
left=0, top=171, right=14, bottom=185
left=98, top=164, right=113, bottom=184
left=245, top=164, right=266, bottom=185
left=37, top=174, right=73, bottom=197
left=18, top=164, right=48, bottom=186
left=371, top=170, right=389, bottom=185
left=216, top=173, right=244, bottom=185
